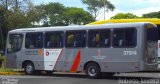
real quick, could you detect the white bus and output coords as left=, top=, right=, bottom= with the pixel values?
left=5, top=22, right=158, bottom=78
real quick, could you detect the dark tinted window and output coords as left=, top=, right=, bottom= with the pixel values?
left=45, top=31, right=64, bottom=48
left=66, top=30, right=86, bottom=48
left=147, top=28, right=158, bottom=42
left=88, top=29, right=110, bottom=47
left=25, top=32, right=43, bottom=49
left=113, top=28, right=137, bottom=47
left=7, top=34, right=23, bottom=53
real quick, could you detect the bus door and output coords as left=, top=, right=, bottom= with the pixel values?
left=5, top=34, right=23, bottom=68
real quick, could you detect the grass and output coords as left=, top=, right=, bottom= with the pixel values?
left=0, top=54, right=13, bottom=72
left=0, top=55, right=24, bottom=75
left=0, top=68, right=13, bottom=72
left=0, top=61, right=13, bottom=72
left=0, top=55, right=4, bottom=62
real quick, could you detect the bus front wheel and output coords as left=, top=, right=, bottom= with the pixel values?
left=85, top=63, right=101, bottom=79
left=24, top=62, right=35, bottom=75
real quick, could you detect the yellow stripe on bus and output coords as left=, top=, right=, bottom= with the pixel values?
left=87, top=18, right=160, bottom=25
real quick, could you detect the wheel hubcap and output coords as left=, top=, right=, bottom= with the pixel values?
left=88, top=66, right=97, bottom=76
left=26, top=65, right=33, bottom=73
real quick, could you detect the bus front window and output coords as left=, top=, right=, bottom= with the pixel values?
left=7, top=34, right=23, bottom=53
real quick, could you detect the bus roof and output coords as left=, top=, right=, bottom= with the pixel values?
left=9, top=22, right=155, bottom=33
left=87, top=18, right=160, bottom=25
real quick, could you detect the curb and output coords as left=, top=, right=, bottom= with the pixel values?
left=0, top=72, right=25, bottom=75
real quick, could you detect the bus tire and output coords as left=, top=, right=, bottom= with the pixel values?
left=85, top=63, right=101, bottom=79
left=24, top=62, right=35, bottom=75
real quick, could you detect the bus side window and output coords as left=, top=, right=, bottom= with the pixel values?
left=45, top=31, right=64, bottom=48
left=66, top=30, right=86, bottom=48
left=113, top=28, right=137, bottom=48
left=25, top=33, right=43, bottom=49
left=113, top=29, right=124, bottom=47
left=125, top=29, right=137, bottom=47
left=88, top=29, right=110, bottom=47
left=67, top=34, right=74, bottom=47
left=100, top=30, right=110, bottom=47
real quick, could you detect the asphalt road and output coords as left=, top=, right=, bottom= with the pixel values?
left=1, top=72, right=160, bottom=84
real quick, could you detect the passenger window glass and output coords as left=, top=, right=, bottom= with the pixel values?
left=7, top=34, right=23, bottom=53
left=45, top=31, right=64, bottom=48
left=66, top=30, right=86, bottom=48
left=88, top=29, right=110, bottom=47
left=147, top=28, right=158, bottom=42
left=25, top=33, right=43, bottom=49
left=113, top=28, right=137, bottom=47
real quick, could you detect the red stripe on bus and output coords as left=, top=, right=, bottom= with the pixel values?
left=70, top=50, right=81, bottom=73
left=53, top=48, right=64, bottom=70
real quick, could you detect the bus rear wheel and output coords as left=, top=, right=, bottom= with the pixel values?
left=85, top=63, right=101, bottom=79
left=24, top=62, right=35, bottom=75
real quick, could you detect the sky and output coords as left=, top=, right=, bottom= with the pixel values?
left=33, top=0, right=160, bottom=20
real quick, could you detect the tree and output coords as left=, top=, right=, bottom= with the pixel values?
left=142, top=11, right=160, bottom=18
left=0, top=0, right=39, bottom=29
left=0, top=6, right=7, bottom=51
left=36, top=2, right=94, bottom=26
left=0, top=0, right=42, bottom=50
left=81, top=0, right=115, bottom=20
left=110, top=13, right=139, bottom=19
left=35, top=2, right=65, bottom=26
left=62, top=7, right=94, bottom=25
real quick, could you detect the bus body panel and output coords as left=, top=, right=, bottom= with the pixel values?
left=21, top=49, right=45, bottom=70
left=5, top=22, right=158, bottom=74
left=48, top=48, right=140, bottom=72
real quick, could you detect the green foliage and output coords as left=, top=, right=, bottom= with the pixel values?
left=0, top=55, right=4, bottom=69
left=81, top=0, right=115, bottom=20
left=142, top=11, right=160, bottom=18
left=0, top=0, right=38, bottom=28
left=0, top=1, right=95, bottom=27
left=0, top=68, right=13, bottom=72
left=62, top=7, right=94, bottom=25
left=110, top=13, right=139, bottom=19
left=35, top=2, right=66, bottom=26
left=0, top=0, right=40, bottom=50
left=0, top=6, right=7, bottom=50
left=0, top=55, right=4, bottom=62
left=0, top=1, right=95, bottom=49
left=36, top=3, right=94, bottom=26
